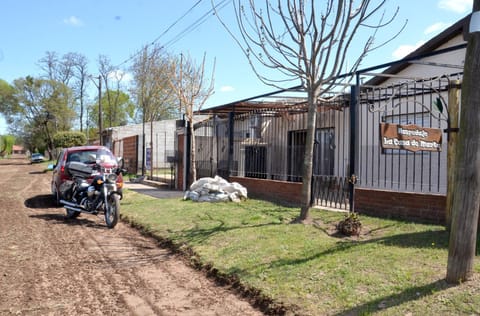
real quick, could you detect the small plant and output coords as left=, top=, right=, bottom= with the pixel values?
left=337, top=212, right=362, bottom=236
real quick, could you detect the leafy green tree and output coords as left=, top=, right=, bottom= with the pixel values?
left=89, top=90, right=135, bottom=128
left=6, top=76, right=75, bottom=158
left=0, top=135, right=15, bottom=156
left=38, top=51, right=91, bottom=132
left=0, top=79, right=20, bottom=124
left=53, top=131, right=86, bottom=148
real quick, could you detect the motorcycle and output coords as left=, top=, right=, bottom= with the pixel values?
left=59, top=157, right=125, bottom=228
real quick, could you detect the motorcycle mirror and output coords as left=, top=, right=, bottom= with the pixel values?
left=117, top=157, right=125, bottom=169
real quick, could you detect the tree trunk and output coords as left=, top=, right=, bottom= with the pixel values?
left=446, top=6, right=480, bottom=283
left=298, top=92, right=317, bottom=222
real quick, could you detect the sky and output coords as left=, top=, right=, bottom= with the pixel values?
left=0, top=0, right=473, bottom=134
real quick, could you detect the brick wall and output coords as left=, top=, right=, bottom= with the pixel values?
left=229, top=176, right=302, bottom=205
left=225, top=178, right=448, bottom=224
left=355, top=188, right=446, bottom=224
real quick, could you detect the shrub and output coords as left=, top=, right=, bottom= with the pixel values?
left=337, top=212, right=362, bottom=236
left=53, top=131, right=86, bottom=148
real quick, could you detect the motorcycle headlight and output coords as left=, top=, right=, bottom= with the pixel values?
left=107, top=173, right=118, bottom=183
left=107, top=173, right=117, bottom=183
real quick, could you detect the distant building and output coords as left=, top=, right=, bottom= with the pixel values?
left=12, top=145, right=25, bottom=155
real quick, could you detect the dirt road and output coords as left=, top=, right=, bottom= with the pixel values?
left=0, top=157, right=264, bottom=315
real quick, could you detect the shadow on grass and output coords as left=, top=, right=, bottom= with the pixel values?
left=263, top=229, right=450, bottom=271
left=334, top=279, right=453, bottom=315
left=179, top=219, right=285, bottom=245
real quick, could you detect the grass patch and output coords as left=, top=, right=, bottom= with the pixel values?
left=121, top=189, right=480, bottom=315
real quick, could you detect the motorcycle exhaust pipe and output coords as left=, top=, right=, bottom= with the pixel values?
left=64, top=205, right=85, bottom=213
left=60, top=200, right=83, bottom=209
left=60, top=200, right=95, bottom=214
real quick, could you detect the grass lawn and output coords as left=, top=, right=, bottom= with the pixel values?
left=121, top=189, right=480, bottom=316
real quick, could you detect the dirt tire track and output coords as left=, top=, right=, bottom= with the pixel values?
left=0, top=158, right=264, bottom=315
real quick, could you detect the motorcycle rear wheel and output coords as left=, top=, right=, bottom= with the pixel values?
left=105, top=194, right=120, bottom=228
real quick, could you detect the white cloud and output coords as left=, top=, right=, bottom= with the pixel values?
left=63, top=16, right=84, bottom=27
left=220, top=85, right=235, bottom=92
left=392, top=41, right=426, bottom=59
left=424, top=22, right=452, bottom=35
left=438, top=0, right=472, bottom=14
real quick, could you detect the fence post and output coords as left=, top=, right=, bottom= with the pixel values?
left=227, top=111, right=235, bottom=179
left=445, top=79, right=461, bottom=229
left=185, top=119, right=191, bottom=187
left=349, top=80, right=358, bottom=213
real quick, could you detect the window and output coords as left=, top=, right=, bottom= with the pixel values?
left=288, top=128, right=335, bottom=182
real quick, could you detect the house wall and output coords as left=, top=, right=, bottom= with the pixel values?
left=106, top=120, right=180, bottom=172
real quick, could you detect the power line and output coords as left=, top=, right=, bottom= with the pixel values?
left=149, top=0, right=204, bottom=46
left=162, top=0, right=232, bottom=50
left=115, top=0, right=232, bottom=68
left=115, top=0, right=204, bottom=68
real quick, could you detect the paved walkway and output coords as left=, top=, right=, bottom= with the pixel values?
left=123, top=181, right=185, bottom=199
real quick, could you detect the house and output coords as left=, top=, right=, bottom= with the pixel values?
left=187, top=15, right=469, bottom=223
left=12, top=145, right=26, bottom=155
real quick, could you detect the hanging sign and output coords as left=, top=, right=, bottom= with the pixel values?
left=380, top=123, right=442, bottom=152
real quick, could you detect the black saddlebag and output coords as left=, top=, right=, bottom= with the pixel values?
left=66, top=161, right=93, bottom=177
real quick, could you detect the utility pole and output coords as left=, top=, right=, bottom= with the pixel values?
left=89, top=75, right=103, bottom=146
left=446, top=2, right=480, bottom=283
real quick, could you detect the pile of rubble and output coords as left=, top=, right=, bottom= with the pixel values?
left=184, top=176, right=248, bottom=202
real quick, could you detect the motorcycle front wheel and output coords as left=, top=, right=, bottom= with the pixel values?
left=105, top=194, right=120, bottom=228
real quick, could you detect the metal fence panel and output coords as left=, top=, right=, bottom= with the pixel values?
left=357, top=77, right=450, bottom=194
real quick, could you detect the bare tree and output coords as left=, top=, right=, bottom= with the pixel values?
left=446, top=4, right=480, bottom=284
left=68, top=53, right=89, bottom=132
left=130, top=44, right=177, bottom=176
left=98, top=55, right=125, bottom=127
left=215, top=0, right=402, bottom=222
left=169, top=53, right=215, bottom=184
left=38, top=51, right=75, bottom=85
left=37, top=51, right=60, bottom=82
